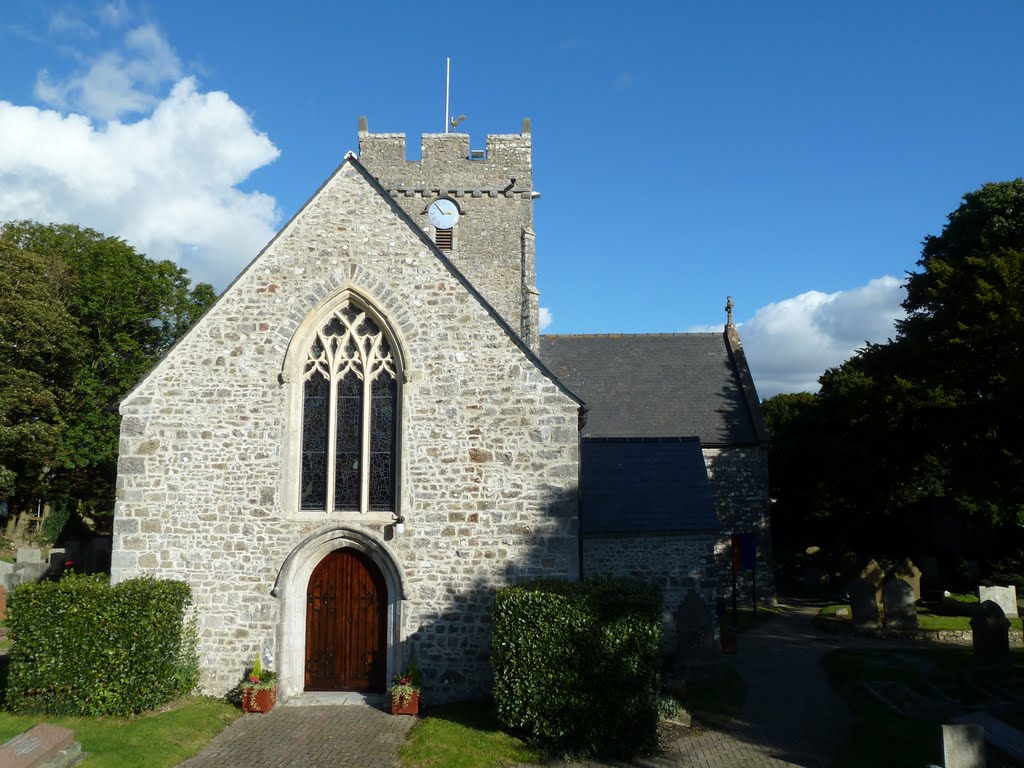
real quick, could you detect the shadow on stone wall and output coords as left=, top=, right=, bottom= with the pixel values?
left=398, top=482, right=579, bottom=704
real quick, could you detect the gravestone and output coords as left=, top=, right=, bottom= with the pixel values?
left=860, top=558, right=886, bottom=589
left=15, top=547, right=41, bottom=564
left=850, top=579, right=881, bottom=630
left=942, top=723, right=985, bottom=768
left=674, top=590, right=714, bottom=670
left=860, top=558, right=886, bottom=608
left=978, top=585, right=1018, bottom=618
left=894, top=558, right=923, bottom=601
left=918, top=556, right=942, bottom=601
left=883, top=577, right=918, bottom=630
left=0, top=723, right=80, bottom=768
left=971, top=599, right=1010, bottom=669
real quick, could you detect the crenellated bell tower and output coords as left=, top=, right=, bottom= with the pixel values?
left=357, top=117, right=540, bottom=350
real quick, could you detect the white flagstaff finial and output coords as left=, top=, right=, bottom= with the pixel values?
left=445, top=58, right=450, bottom=134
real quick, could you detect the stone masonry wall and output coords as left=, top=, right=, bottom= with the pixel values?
left=703, top=446, right=776, bottom=605
left=582, top=534, right=717, bottom=647
left=357, top=127, right=538, bottom=348
left=111, top=157, right=580, bottom=703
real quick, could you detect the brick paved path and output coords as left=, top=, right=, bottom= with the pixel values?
left=177, top=703, right=415, bottom=768
left=515, top=601, right=848, bottom=768
left=182, top=601, right=848, bottom=768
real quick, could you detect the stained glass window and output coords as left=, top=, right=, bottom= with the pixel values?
left=300, top=373, right=329, bottom=509
left=369, top=373, right=397, bottom=510
left=334, top=373, right=361, bottom=510
left=299, top=300, right=398, bottom=514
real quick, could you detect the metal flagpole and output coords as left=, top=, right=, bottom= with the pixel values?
left=445, top=58, right=450, bottom=134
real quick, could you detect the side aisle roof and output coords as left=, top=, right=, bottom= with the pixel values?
left=541, top=331, right=768, bottom=446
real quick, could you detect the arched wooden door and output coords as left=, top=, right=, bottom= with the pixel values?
left=304, top=548, right=387, bottom=691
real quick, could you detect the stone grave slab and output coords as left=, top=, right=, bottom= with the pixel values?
left=953, top=711, right=1024, bottom=764
left=0, top=723, right=80, bottom=768
left=861, top=680, right=959, bottom=721
left=850, top=579, right=880, bottom=630
left=942, top=723, right=985, bottom=768
left=979, top=585, right=1018, bottom=618
left=883, top=577, right=918, bottom=630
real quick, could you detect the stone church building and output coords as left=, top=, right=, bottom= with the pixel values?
left=111, top=119, right=771, bottom=703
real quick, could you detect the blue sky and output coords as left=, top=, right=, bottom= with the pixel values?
left=2, top=1, right=1023, bottom=395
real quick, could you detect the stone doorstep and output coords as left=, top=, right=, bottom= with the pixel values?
left=0, top=723, right=80, bottom=768
left=952, top=712, right=1024, bottom=762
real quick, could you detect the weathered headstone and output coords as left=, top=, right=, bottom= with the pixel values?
left=894, top=558, right=923, bottom=601
left=918, top=556, right=942, bottom=601
left=978, top=585, right=1018, bottom=618
left=674, top=590, right=714, bottom=670
left=971, top=599, right=1010, bottom=669
left=15, top=547, right=41, bottom=564
left=860, top=558, right=886, bottom=589
left=883, top=577, right=918, bottom=630
left=850, top=579, right=881, bottom=630
left=942, top=723, right=985, bottom=768
left=0, top=723, right=80, bottom=768
left=861, top=558, right=887, bottom=608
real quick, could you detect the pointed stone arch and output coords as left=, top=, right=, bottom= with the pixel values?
left=280, top=283, right=410, bottom=522
left=273, top=525, right=406, bottom=701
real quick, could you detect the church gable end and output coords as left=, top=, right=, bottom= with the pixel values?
left=112, top=137, right=580, bottom=702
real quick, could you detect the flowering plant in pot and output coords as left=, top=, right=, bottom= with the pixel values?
left=389, top=661, right=422, bottom=715
left=241, top=656, right=277, bottom=713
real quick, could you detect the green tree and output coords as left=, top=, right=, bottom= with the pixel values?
left=0, top=222, right=216, bottom=529
left=766, top=180, right=1024, bottom=563
left=0, top=243, right=79, bottom=508
left=898, top=180, right=1024, bottom=525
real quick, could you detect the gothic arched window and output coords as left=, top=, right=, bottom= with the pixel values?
left=300, top=301, right=397, bottom=513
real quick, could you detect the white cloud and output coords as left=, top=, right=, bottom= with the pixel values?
left=34, top=22, right=182, bottom=121
left=695, top=276, right=906, bottom=398
left=48, top=10, right=97, bottom=38
left=539, top=306, right=553, bottom=331
left=0, top=76, right=281, bottom=288
left=99, top=1, right=131, bottom=28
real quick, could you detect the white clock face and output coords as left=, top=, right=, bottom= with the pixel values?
left=428, top=198, right=460, bottom=229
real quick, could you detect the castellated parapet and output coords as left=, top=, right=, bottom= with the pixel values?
left=358, top=120, right=539, bottom=349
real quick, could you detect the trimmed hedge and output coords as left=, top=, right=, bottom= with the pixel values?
left=5, top=573, right=199, bottom=716
left=492, top=578, right=663, bottom=759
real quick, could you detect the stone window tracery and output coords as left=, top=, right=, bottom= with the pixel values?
left=300, top=301, right=397, bottom=513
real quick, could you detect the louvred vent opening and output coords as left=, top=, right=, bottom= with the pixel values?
left=435, top=228, right=453, bottom=250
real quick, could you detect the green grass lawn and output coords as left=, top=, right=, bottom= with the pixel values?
left=0, top=697, right=240, bottom=767
left=398, top=675, right=748, bottom=768
left=824, top=646, right=1024, bottom=768
left=399, top=700, right=540, bottom=768
left=815, top=600, right=1024, bottom=631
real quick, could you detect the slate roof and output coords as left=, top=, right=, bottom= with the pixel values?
left=540, top=332, right=767, bottom=446
left=580, top=438, right=720, bottom=535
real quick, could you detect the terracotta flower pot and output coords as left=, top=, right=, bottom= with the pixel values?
left=391, top=690, right=419, bottom=715
left=242, top=687, right=277, bottom=713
